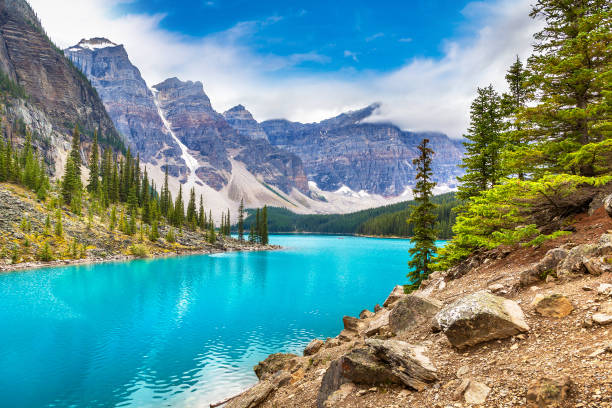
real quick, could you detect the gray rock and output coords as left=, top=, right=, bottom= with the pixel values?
left=365, top=338, right=438, bottom=391
left=389, top=294, right=442, bottom=334
left=434, top=291, right=530, bottom=349
left=317, top=348, right=402, bottom=408
left=304, top=339, right=324, bottom=356
left=520, top=247, right=568, bottom=286
left=365, top=309, right=391, bottom=337
left=557, top=243, right=612, bottom=279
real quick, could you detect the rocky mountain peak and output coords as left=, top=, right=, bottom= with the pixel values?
left=70, top=37, right=118, bottom=52
left=223, top=104, right=268, bottom=141
left=153, top=77, right=213, bottom=111
left=319, top=102, right=381, bottom=129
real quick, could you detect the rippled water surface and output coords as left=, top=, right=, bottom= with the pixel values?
left=0, top=235, right=417, bottom=407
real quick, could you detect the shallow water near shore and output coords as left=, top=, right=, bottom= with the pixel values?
left=0, top=235, right=435, bottom=407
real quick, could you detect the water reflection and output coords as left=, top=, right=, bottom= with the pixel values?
left=0, top=235, right=414, bottom=407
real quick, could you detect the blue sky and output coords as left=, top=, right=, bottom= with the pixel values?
left=117, top=0, right=473, bottom=73
left=31, top=0, right=540, bottom=137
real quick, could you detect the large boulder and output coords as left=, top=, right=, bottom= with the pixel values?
left=389, top=294, right=442, bottom=334
left=365, top=339, right=438, bottom=391
left=557, top=239, right=612, bottom=279
left=253, top=353, right=299, bottom=380
left=364, top=309, right=391, bottom=337
left=317, top=348, right=402, bottom=408
left=317, top=340, right=438, bottom=408
left=433, top=291, right=530, bottom=349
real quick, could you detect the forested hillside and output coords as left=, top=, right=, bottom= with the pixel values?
left=243, top=192, right=459, bottom=238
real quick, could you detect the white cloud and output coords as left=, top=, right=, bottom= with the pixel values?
left=365, top=32, right=384, bottom=42
left=343, top=50, right=359, bottom=62
left=29, top=0, right=541, bottom=138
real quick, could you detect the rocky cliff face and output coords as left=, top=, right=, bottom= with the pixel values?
left=64, top=38, right=182, bottom=167
left=152, top=78, right=309, bottom=194
left=260, top=108, right=465, bottom=196
left=0, top=1, right=121, bottom=148
left=223, top=104, right=269, bottom=141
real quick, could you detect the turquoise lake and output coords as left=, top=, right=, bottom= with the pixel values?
left=0, top=234, right=422, bottom=407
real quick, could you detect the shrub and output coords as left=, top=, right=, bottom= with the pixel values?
left=165, top=228, right=176, bottom=243
left=10, top=244, right=20, bottom=264
left=38, top=241, right=54, bottom=262
left=129, top=244, right=149, bottom=258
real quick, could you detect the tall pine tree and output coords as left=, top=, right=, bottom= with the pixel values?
left=406, top=139, right=437, bottom=292
left=87, top=130, right=100, bottom=193
left=521, top=0, right=611, bottom=176
left=457, top=85, right=505, bottom=201
left=238, top=198, right=245, bottom=242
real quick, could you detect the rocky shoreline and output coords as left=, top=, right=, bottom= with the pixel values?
left=0, top=241, right=280, bottom=273
left=219, top=203, right=612, bottom=408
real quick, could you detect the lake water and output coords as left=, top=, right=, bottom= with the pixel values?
left=0, top=235, right=421, bottom=407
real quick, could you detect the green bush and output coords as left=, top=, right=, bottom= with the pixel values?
left=129, top=244, right=149, bottom=258
left=38, top=241, right=54, bottom=262
left=433, top=174, right=612, bottom=271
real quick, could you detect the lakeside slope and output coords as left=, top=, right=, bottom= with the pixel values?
left=224, top=200, right=612, bottom=408
left=0, top=183, right=275, bottom=273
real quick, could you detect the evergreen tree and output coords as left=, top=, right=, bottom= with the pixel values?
left=141, top=168, right=151, bottom=224
left=249, top=222, right=256, bottom=244
left=69, top=125, right=81, bottom=179
left=500, top=56, right=530, bottom=179
left=54, top=209, right=63, bottom=237
left=255, top=209, right=261, bottom=243
left=128, top=183, right=138, bottom=215
left=109, top=205, right=117, bottom=231
left=160, top=165, right=170, bottom=217
left=261, top=206, right=269, bottom=245
left=208, top=216, right=216, bottom=244
left=238, top=199, right=245, bottom=242
left=87, top=131, right=100, bottom=193
left=457, top=85, right=505, bottom=201
left=198, top=195, right=205, bottom=230
left=521, top=0, right=611, bottom=176
left=36, top=156, right=49, bottom=200
left=186, top=187, right=197, bottom=229
left=111, top=155, right=120, bottom=203
left=173, top=185, right=185, bottom=226
left=149, top=220, right=159, bottom=241
left=406, top=139, right=438, bottom=291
